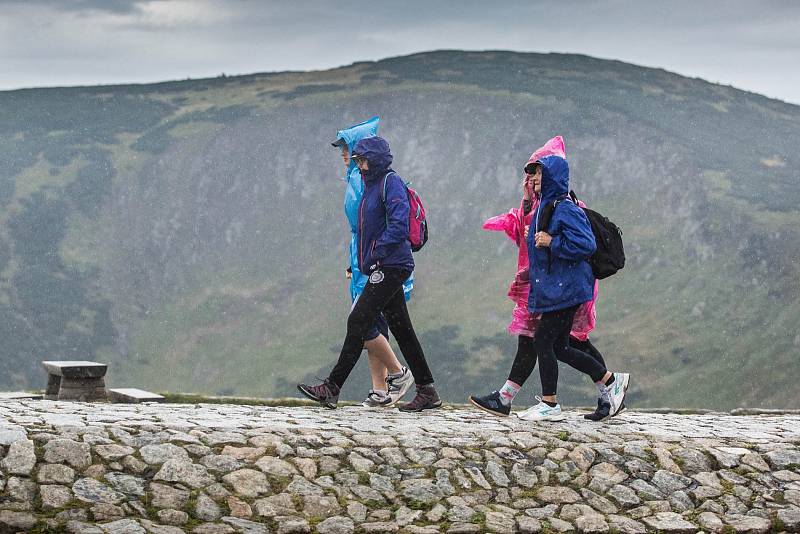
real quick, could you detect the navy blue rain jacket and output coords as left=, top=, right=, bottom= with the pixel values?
left=353, top=137, right=415, bottom=273
left=527, top=155, right=596, bottom=313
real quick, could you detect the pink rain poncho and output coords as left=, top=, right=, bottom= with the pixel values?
left=483, top=136, right=598, bottom=340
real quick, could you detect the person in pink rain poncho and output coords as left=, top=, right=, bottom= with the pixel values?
left=469, top=136, right=621, bottom=421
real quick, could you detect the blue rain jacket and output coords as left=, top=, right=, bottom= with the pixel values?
left=335, top=118, right=413, bottom=301
left=527, top=155, right=596, bottom=313
left=352, top=136, right=415, bottom=274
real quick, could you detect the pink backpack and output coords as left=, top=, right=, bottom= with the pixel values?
left=383, top=172, right=429, bottom=252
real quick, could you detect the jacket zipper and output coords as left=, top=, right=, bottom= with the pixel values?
left=358, top=191, right=365, bottom=268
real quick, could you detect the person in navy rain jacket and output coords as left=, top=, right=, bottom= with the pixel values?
left=298, top=136, right=441, bottom=412
left=521, top=154, right=631, bottom=421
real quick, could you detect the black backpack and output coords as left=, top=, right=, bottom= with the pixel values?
left=537, top=191, right=625, bottom=280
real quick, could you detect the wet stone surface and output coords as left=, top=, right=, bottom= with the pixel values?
left=0, top=399, right=799, bottom=532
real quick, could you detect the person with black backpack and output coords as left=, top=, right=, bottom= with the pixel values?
left=520, top=154, right=630, bottom=421
left=470, top=136, right=626, bottom=421
left=297, top=136, right=441, bottom=412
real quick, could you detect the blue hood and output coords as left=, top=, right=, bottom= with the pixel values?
left=335, top=116, right=379, bottom=181
left=353, top=136, right=393, bottom=181
left=539, top=155, right=570, bottom=203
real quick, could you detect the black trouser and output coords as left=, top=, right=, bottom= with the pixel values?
left=534, top=305, right=607, bottom=396
left=328, top=267, right=434, bottom=388
left=508, top=335, right=607, bottom=386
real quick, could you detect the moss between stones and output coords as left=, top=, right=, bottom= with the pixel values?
left=771, top=511, right=786, bottom=532
left=720, top=479, right=735, bottom=495
left=406, top=499, right=435, bottom=511
left=29, top=521, right=65, bottom=534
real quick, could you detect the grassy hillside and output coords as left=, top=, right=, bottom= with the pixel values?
left=0, top=51, right=798, bottom=409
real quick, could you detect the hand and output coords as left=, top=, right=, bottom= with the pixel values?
left=522, top=177, right=531, bottom=200
left=534, top=231, right=552, bottom=248
left=345, top=266, right=352, bottom=279
left=524, top=225, right=530, bottom=239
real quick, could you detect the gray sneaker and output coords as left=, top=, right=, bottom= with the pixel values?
left=385, top=367, right=414, bottom=406
left=399, top=383, right=442, bottom=412
left=362, top=389, right=391, bottom=408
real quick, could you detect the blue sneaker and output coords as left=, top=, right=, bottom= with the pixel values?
left=517, top=396, right=565, bottom=422
left=468, top=391, right=511, bottom=417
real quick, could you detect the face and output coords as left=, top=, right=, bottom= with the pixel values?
left=355, top=157, right=369, bottom=172
left=340, top=144, right=350, bottom=166
left=525, top=166, right=542, bottom=195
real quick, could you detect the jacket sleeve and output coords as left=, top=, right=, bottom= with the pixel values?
left=550, top=204, right=596, bottom=261
left=483, top=209, right=522, bottom=245
left=373, top=174, right=410, bottom=260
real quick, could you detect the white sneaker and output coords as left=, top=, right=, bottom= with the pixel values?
left=385, top=367, right=414, bottom=406
left=605, top=372, right=630, bottom=416
left=361, top=390, right=391, bottom=408
left=517, top=397, right=566, bottom=422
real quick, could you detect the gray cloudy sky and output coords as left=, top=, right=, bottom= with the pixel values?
left=1, top=0, right=799, bottom=104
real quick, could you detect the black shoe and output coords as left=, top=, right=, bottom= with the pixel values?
left=399, top=384, right=442, bottom=412
left=468, top=391, right=511, bottom=417
left=297, top=379, right=340, bottom=409
left=583, top=398, right=612, bottom=421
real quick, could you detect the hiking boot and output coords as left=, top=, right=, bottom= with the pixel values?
left=362, top=389, right=391, bottom=408
left=385, top=367, right=414, bottom=406
left=399, top=383, right=442, bottom=412
left=468, top=391, right=511, bottom=417
left=516, top=396, right=565, bottom=422
left=583, top=398, right=612, bottom=421
left=297, top=379, right=340, bottom=409
left=605, top=372, right=630, bottom=416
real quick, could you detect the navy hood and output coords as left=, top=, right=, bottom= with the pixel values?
left=352, top=136, right=393, bottom=180
left=539, top=155, right=570, bottom=203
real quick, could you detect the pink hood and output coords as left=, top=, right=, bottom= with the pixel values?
left=528, top=135, right=566, bottom=164
left=483, top=135, right=597, bottom=340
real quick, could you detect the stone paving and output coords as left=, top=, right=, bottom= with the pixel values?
left=1, top=399, right=799, bottom=533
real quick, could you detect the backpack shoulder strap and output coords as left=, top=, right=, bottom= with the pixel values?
left=381, top=171, right=397, bottom=203
left=569, top=190, right=578, bottom=204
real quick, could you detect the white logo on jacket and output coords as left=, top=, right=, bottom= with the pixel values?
left=369, top=270, right=385, bottom=284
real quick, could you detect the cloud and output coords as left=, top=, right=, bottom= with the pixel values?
left=0, top=0, right=798, bottom=104
left=0, top=0, right=149, bottom=14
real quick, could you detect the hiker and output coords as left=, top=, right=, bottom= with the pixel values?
left=470, top=136, right=629, bottom=421
left=298, top=136, right=441, bottom=412
left=330, top=117, right=414, bottom=408
left=470, top=137, right=629, bottom=421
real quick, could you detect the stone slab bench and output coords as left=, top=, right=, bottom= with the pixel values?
left=42, top=361, right=108, bottom=402
left=108, top=388, right=165, bottom=404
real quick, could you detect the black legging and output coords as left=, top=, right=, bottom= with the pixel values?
left=328, top=267, right=434, bottom=388
left=534, top=305, right=607, bottom=396
left=508, top=335, right=606, bottom=386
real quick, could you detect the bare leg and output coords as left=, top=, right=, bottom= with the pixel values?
left=364, top=335, right=403, bottom=391
left=365, top=347, right=388, bottom=391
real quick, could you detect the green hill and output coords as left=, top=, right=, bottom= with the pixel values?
left=1, top=50, right=798, bottom=409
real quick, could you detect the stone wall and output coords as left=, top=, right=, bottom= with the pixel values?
left=1, top=400, right=799, bottom=533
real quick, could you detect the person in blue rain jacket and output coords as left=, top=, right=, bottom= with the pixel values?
left=521, top=154, right=630, bottom=421
left=299, top=136, right=441, bottom=412
left=331, top=117, right=414, bottom=407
